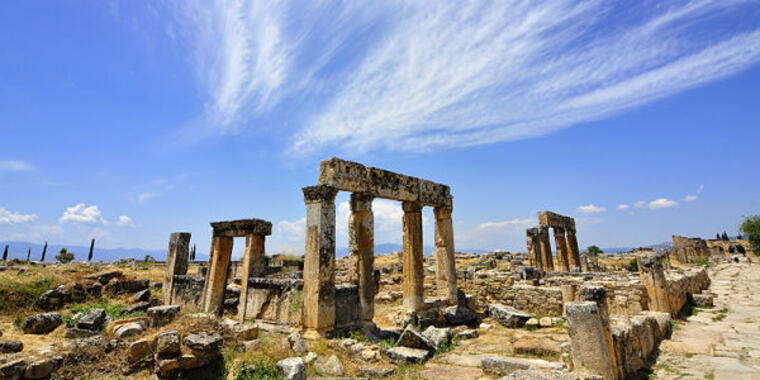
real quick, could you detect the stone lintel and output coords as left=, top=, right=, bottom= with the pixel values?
left=317, top=157, right=452, bottom=207
left=210, top=218, right=272, bottom=237
left=538, top=211, right=575, bottom=229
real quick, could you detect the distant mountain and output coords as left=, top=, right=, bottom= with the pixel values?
left=0, top=241, right=173, bottom=262
left=600, top=241, right=672, bottom=254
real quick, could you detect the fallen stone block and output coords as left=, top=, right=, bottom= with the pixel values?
left=125, top=301, right=150, bottom=314
left=77, top=308, right=106, bottom=331
left=314, top=354, right=344, bottom=377
left=84, top=270, right=122, bottom=285
left=0, top=359, right=26, bottom=379
left=397, top=326, right=436, bottom=352
left=22, top=312, right=63, bottom=334
left=382, top=346, right=431, bottom=364
left=0, top=339, right=23, bottom=353
left=104, top=279, right=149, bottom=295
left=487, top=304, right=535, bottom=328
left=183, top=332, right=223, bottom=354
left=147, top=305, right=180, bottom=327
left=113, top=322, right=145, bottom=338
left=442, top=305, right=479, bottom=326
left=132, top=289, right=151, bottom=303
left=23, top=356, right=62, bottom=379
left=277, top=357, right=306, bottom=380
left=422, top=326, right=452, bottom=348
left=691, top=294, right=714, bottom=307
left=156, top=331, right=181, bottom=357
left=65, top=327, right=99, bottom=339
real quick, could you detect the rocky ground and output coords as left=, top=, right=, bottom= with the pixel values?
left=652, top=262, right=760, bottom=379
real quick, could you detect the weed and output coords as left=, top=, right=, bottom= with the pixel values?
left=685, top=352, right=695, bottom=358
left=379, top=338, right=397, bottom=350
left=696, top=256, right=709, bottom=266
left=288, top=291, right=302, bottom=321
left=235, top=356, right=280, bottom=380
left=704, top=372, right=715, bottom=380
left=718, top=307, right=728, bottom=313
left=0, top=275, right=58, bottom=312
left=434, top=338, right=455, bottom=356
left=347, top=330, right=370, bottom=343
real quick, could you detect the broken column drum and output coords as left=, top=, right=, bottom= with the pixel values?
left=302, top=157, right=457, bottom=337
left=199, top=218, right=273, bottom=317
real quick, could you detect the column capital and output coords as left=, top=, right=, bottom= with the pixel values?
left=303, top=185, right=338, bottom=203
left=402, top=201, right=423, bottom=213
left=433, top=205, right=453, bottom=219
left=349, top=192, right=374, bottom=211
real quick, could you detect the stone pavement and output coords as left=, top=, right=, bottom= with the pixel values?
left=653, top=262, right=760, bottom=380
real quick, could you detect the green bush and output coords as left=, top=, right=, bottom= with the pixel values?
left=56, top=248, right=75, bottom=264
left=627, top=258, right=638, bottom=272
left=235, top=357, right=280, bottom=380
left=587, top=245, right=603, bottom=255
left=696, top=256, right=709, bottom=266
left=740, top=216, right=760, bottom=256
left=0, top=276, right=58, bottom=311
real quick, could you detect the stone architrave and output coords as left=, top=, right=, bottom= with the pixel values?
left=565, top=302, right=618, bottom=380
left=402, top=201, right=424, bottom=312
left=238, top=233, right=266, bottom=320
left=202, top=235, right=233, bottom=315
left=163, top=232, right=191, bottom=305
left=554, top=227, right=569, bottom=272
left=638, top=251, right=672, bottom=316
left=434, top=206, right=457, bottom=304
left=302, top=185, right=338, bottom=337
left=566, top=228, right=581, bottom=270
left=349, top=192, right=375, bottom=322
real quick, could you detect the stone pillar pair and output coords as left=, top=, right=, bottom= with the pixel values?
left=527, top=225, right=553, bottom=271
left=163, top=232, right=191, bottom=305
left=566, top=228, right=581, bottom=271
left=565, top=285, right=619, bottom=380
left=638, top=251, right=672, bottom=316
left=554, top=227, right=570, bottom=271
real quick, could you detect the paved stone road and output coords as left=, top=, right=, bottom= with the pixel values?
left=653, top=262, right=760, bottom=380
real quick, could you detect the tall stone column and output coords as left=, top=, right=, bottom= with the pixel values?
left=566, top=228, right=581, bottom=271
left=302, top=185, right=338, bottom=337
left=238, top=233, right=266, bottom=320
left=580, top=285, right=619, bottom=378
left=554, top=227, right=569, bottom=271
left=163, top=232, right=190, bottom=305
left=638, top=251, right=672, bottom=316
left=538, top=226, right=554, bottom=270
left=202, top=234, right=233, bottom=315
left=565, top=301, right=618, bottom=380
left=402, top=201, right=424, bottom=312
left=526, top=228, right=540, bottom=269
left=434, top=205, right=458, bottom=304
left=349, top=192, right=375, bottom=322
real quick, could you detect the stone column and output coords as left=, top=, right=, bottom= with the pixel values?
left=402, top=201, right=424, bottom=312
left=302, top=185, right=338, bottom=338
left=238, top=233, right=266, bottom=320
left=349, top=192, right=375, bottom=322
left=538, top=226, right=554, bottom=270
left=638, top=251, right=672, bottom=316
left=202, top=234, right=233, bottom=315
left=434, top=205, right=458, bottom=304
left=566, top=228, right=581, bottom=271
left=163, top=232, right=191, bottom=305
left=580, top=285, right=619, bottom=378
left=554, top=227, right=569, bottom=271
left=565, top=301, right=618, bottom=380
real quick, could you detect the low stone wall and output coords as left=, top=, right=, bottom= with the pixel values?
left=172, top=275, right=205, bottom=310
left=335, top=285, right=360, bottom=329
left=610, top=311, right=672, bottom=378
left=240, top=278, right=303, bottom=326
left=666, top=268, right=710, bottom=314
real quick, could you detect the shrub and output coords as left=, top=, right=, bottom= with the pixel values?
left=627, top=258, right=638, bottom=272
left=696, top=256, right=709, bottom=266
left=56, top=248, right=75, bottom=264
left=587, top=245, right=603, bottom=255
left=0, top=276, right=58, bottom=312
left=740, top=216, right=760, bottom=256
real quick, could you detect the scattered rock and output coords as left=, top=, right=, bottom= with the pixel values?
left=132, top=289, right=151, bottom=303
left=691, top=294, right=714, bottom=307
left=525, top=318, right=539, bottom=330
left=422, top=326, right=453, bottom=348
left=104, top=278, right=149, bottom=295
left=156, top=331, right=181, bottom=357
left=183, top=332, right=223, bottom=354
left=22, top=312, right=63, bottom=334
left=77, top=308, right=106, bottom=331
left=315, top=354, right=344, bottom=376
left=128, top=339, right=152, bottom=362
left=397, top=325, right=436, bottom=352
left=65, top=327, right=99, bottom=338
left=383, top=346, right=431, bottom=364
left=360, top=365, right=395, bottom=377
left=113, top=321, right=145, bottom=338
left=455, top=329, right=479, bottom=340
left=303, top=351, right=317, bottom=364
left=125, top=301, right=150, bottom=314
left=442, top=305, right=479, bottom=326
left=512, top=338, right=561, bottom=356
left=277, top=357, right=306, bottom=380
left=147, top=305, right=180, bottom=327
left=488, top=304, right=535, bottom=328
left=498, top=369, right=579, bottom=380
left=539, top=317, right=553, bottom=328
left=0, top=339, right=23, bottom=353
left=84, top=270, right=122, bottom=285
left=288, top=331, right=308, bottom=354
left=0, top=359, right=26, bottom=378
left=23, top=356, right=62, bottom=379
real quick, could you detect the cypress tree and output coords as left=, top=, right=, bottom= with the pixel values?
left=41, top=241, right=48, bottom=261
left=2, top=245, right=7, bottom=261
left=26, top=248, right=31, bottom=262
left=88, top=238, right=95, bottom=261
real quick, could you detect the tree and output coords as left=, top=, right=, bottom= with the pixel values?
left=738, top=233, right=743, bottom=240
left=716, top=233, right=721, bottom=240
left=722, top=231, right=729, bottom=241
left=740, top=216, right=760, bottom=256
left=56, top=248, right=75, bottom=264
left=587, top=245, right=603, bottom=255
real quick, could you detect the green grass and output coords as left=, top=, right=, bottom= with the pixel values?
left=0, top=275, right=58, bottom=312
left=380, top=338, right=397, bottom=350
left=434, top=338, right=455, bottom=356
left=696, top=256, right=709, bottom=266
left=64, top=299, right=145, bottom=328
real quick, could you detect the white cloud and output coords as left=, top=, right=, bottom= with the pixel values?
left=137, top=192, right=157, bottom=203
left=478, top=218, right=535, bottom=230
left=577, top=204, right=606, bottom=214
left=168, top=1, right=760, bottom=155
left=0, top=208, right=37, bottom=224
left=0, top=160, right=33, bottom=171
left=616, top=204, right=630, bottom=211
left=684, top=184, right=704, bottom=202
left=633, top=201, right=646, bottom=209
left=59, top=204, right=107, bottom=224
left=648, top=198, right=678, bottom=210
left=115, top=215, right=136, bottom=227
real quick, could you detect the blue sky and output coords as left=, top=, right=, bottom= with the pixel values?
left=1, top=1, right=759, bottom=257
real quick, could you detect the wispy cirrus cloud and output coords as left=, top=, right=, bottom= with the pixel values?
left=168, top=0, right=760, bottom=155
left=0, top=160, right=33, bottom=171
left=684, top=184, right=704, bottom=202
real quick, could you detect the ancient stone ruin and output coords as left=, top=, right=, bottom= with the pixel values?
left=302, top=157, right=457, bottom=338
left=526, top=211, right=581, bottom=272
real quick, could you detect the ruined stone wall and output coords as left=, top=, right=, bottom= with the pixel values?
left=609, top=311, right=673, bottom=377
left=241, top=278, right=303, bottom=326
left=171, top=275, right=205, bottom=310
left=671, top=235, right=710, bottom=265
left=666, top=268, right=711, bottom=314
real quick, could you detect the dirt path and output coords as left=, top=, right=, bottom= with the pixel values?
left=652, top=262, right=760, bottom=380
